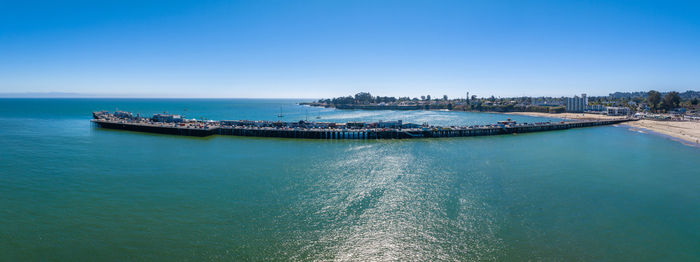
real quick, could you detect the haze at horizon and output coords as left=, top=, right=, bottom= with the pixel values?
left=1, top=0, right=699, bottom=98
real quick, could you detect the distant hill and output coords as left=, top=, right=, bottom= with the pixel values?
left=608, top=91, right=700, bottom=100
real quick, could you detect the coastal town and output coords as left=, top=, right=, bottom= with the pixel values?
left=6, top=0, right=700, bottom=260
left=302, top=91, right=700, bottom=145
left=303, top=91, right=699, bottom=118
left=88, top=90, right=700, bottom=145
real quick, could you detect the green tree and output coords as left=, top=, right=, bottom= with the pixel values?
left=647, top=90, right=661, bottom=112
left=354, top=92, right=373, bottom=104
left=662, top=91, right=681, bottom=111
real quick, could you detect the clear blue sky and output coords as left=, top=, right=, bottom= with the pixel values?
left=1, top=0, right=699, bottom=98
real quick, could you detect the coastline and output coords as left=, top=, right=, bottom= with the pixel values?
left=503, top=111, right=627, bottom=120
left=503, top=112, right=700, bottom=146
left=624, top=120, right=700, bottom=147
left=301, top=106, right=700, bottom=146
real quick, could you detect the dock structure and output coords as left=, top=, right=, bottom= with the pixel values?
left=91, top=111, right=634, bottom=140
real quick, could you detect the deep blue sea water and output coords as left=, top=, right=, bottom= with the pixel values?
left=1, top=99, right=698, bottom=261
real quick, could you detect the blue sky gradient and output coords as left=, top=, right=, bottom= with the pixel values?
left=1, top=0, right=699, bottom=98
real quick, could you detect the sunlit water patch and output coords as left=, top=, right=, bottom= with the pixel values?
left=1, top=99, right=698, bottom=261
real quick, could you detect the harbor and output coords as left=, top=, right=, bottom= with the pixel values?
left=91, top=111, right=635, bottom=139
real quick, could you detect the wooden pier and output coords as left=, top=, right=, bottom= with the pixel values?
left=92, top=120, right=219, bottom=137
left=92, top=118, right=633, bottom=140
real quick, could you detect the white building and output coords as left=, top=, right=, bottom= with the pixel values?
left=586, top=104, right=605, bottom=112
left=606, top=107, right=630, bottom=116
left=566, top=94, right=588, bottom=112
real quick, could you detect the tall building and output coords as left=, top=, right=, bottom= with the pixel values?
left=566, top=94, right=587, bottom=112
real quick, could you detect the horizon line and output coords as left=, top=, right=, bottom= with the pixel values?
left=1, top=90, right=697, bottom=99
left=0, top=92, right=319, bottom=100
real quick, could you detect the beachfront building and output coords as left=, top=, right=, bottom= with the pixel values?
left=566, top=94, right=588, bottom=112
left=606, top=107, right=630, bottom=116
left=586, top=104, right=606, bottom=112
left=669, top=108, right=687, bottom=115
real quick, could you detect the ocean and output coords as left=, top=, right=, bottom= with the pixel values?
left=1, top=98, right=698, bottom=261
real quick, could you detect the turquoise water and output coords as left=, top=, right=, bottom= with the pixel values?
left=1, top=99, right=698, bottom=261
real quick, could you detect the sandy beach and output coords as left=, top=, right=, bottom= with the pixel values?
left=504, top=112, right=700, bottom=146
left=504, top=112, right=627, bottom=120
left=625, top=120, right=700, bottom=146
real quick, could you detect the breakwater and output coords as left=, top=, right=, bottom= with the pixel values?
left=91, top=111, right=634, bottom=139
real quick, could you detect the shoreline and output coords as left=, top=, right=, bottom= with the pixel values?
left=502, top=111, right=627, bottom=120
left=503, top=112, right=700, bottom=146
left=624, top=120, right=700, bottom=147
left=624, top=124, right=700, bottom=148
